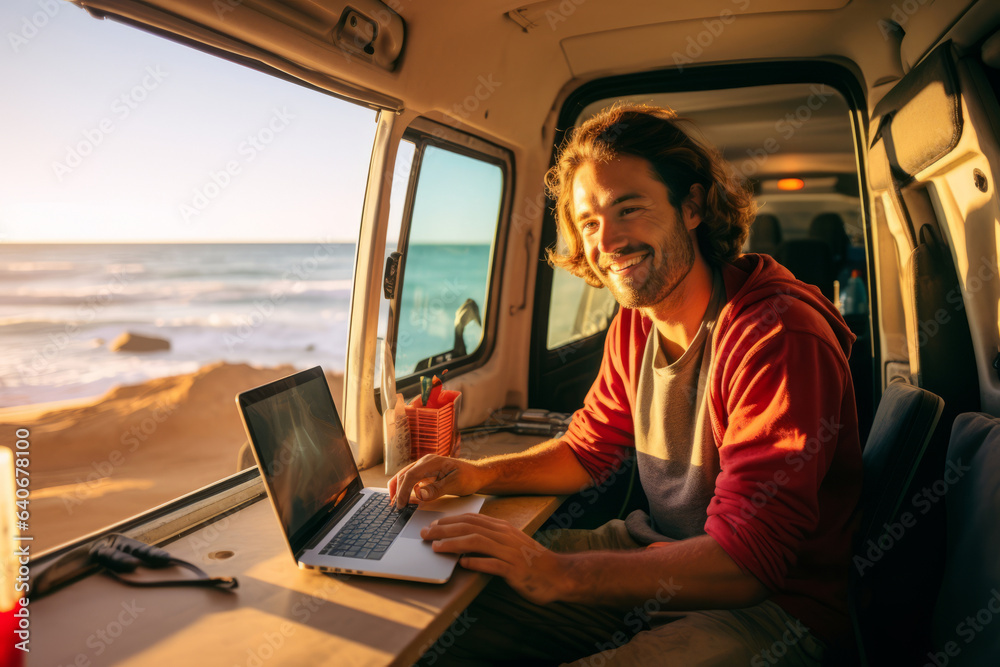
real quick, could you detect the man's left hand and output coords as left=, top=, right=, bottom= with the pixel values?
left=421, top=513, right=569, bottom=605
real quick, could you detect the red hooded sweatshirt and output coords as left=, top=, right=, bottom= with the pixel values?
left=562, top=253, right=863, bottom=645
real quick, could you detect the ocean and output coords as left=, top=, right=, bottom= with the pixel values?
left=0, top=242, right=491, bottom=407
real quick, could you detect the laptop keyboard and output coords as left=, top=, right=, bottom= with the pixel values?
left=319, top=493, right=416, bottom=561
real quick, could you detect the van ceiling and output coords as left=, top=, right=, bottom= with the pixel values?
left=578, top=85, right=855, bottom=177
left=76, top=0, right=993, bottom=150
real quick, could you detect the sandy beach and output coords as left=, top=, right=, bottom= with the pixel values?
left=0, top=362, right=343, bottom=553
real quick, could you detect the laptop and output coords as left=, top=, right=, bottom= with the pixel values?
left=236, top=366, right=484, bottom=583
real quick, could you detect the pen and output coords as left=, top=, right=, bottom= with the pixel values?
left=436, top=468, right=458, bottom=482
left=395, top=467, right=458, bottom=508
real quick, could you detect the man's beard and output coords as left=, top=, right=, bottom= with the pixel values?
left=594, top=226, right=695, bottom=310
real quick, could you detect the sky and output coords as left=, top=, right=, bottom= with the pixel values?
left=0, top=0, right=381, bottom=243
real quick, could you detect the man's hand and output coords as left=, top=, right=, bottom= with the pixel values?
left=388, top=454, right=486, bottom=509
left=421, top=513, right=569, bottom=605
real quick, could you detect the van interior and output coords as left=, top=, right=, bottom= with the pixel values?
left=8, top=0, right=1000, bottom=665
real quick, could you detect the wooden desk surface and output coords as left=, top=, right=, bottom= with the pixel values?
left=29, top=433, right=559, bottom=667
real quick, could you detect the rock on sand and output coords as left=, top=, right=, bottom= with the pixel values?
left=110, top=332, right=171, bottom=352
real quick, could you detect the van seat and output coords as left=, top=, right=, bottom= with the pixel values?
left=775, top=238, right=836, bottom=302
left=809, top=212, right=850, bottom=276
left=847, top=381, right=943, bottom=666
left=931, top=412, right=1000, bottom=666
left=749, top=213, right=782, bottom=256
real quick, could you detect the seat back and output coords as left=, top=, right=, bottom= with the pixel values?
left=749, top=213, right=782, bottom=256
left=931, top=413, right=1000, bottom=666
left=849, top=381, right=944, bottom=665
left=776, top=238, right=836, bottom=302
left=809, top=212, right=850, bottom=275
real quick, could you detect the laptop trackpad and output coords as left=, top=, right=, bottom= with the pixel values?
left=400, top=510, right=445, bottom=540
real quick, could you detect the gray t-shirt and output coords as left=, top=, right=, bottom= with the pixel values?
left=625, top=268, right=726, bottom=545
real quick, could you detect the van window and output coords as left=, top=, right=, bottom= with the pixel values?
left=387, top=133, right=506, bottom=379
left=0, top=6, right=376, bottom=552
left=547, top=256, right=619, bottom=349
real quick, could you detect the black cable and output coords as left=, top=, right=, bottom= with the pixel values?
left=88, top=534, right=238, bottom=590
left=31, top=533, right=237, bottom=599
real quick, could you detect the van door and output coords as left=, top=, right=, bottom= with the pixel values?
left=862, top=37, right=1000, bottom=664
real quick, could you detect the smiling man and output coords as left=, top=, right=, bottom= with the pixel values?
left=390, top=104, right=862, bottom=665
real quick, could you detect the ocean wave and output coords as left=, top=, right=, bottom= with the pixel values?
left=286, top=279, right=355, bottom=293
left=3, top=277, right=353, bottom=304
left=1, top=261, right=78, bottom=272
left=0, top=280, right=251, bottom=303
left=104, top=263, right=146, bottom=275
left=0, top=315, right=73, bottom=328
left=0, top=244, right=357, bottom=405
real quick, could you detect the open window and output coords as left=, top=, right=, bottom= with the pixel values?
left=547, top=250, right=620, bottom=351
left=0, top=4, right=376, bottom=553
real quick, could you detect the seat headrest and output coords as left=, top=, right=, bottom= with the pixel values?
left=776, top=239, right=835, bottom=300
left=749, top=214, right=782, bottom=255
left=809, top=212, right=849, bottom=263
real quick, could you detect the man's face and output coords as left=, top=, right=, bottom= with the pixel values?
left=571, top=154, right=698, bottom=310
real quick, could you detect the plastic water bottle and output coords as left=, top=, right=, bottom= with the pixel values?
left=841, top=270, right=867, bottom=315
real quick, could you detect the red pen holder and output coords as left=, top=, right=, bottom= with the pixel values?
left=406, top=401, right=456, bottom=458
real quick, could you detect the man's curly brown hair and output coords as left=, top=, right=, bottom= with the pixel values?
left=545, top=103, right=757, bottom=287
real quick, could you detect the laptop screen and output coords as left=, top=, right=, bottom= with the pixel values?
left=238, top=367, right=362, bottom=552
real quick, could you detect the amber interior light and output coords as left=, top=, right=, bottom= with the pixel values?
left=777, top=178, right=805, bottom=191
